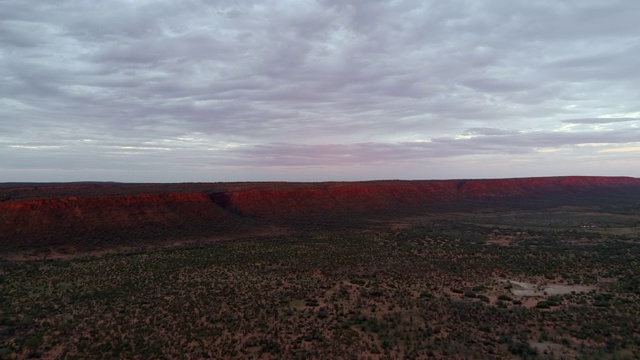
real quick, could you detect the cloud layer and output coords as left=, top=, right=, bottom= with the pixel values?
left=1, top=0, right=639, bottom=181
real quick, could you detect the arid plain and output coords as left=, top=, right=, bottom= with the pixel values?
left=1, top=176, right=640, bottom=359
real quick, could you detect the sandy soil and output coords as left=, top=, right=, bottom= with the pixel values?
left=508, top=280, right=596, bottom=297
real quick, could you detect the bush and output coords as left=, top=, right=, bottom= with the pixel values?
left=593, top=300, right=610, bottom=307
left=24, top=335, right=43, bottom=351
left=535, top=301, right=550, bottom=309
left=464, top=291, right=477, bottom=298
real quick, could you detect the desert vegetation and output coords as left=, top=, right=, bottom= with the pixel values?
left=1, top=203, right=639, bottom=359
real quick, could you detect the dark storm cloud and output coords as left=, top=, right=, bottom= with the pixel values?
left=1, top=0, right=639, bottom=181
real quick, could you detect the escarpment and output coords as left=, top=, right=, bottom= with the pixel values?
left=0, top=193, right=242, bottom=251
left=2, top=176, right=640, bottom=253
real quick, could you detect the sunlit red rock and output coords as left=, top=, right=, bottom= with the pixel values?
left=1, top=176, right=639, bottom=253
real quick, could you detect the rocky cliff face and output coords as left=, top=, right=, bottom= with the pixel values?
left=2, top=176, right=639, bottom=253
left=208, top=176, right=640, bottom=219
left=0, top=193, right=241, bottom=251
left=209, top=181, right=460, bottom=220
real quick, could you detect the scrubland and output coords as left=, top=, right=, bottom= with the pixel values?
left=1, top=206, right=639, bottom=359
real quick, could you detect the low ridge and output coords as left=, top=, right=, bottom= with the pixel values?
left=1, top=176, right=639, bottom=254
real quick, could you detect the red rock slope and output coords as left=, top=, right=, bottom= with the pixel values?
left=0, top=193, right=242, bottom=252
left=208, top=176, right=640, bottom=220
left=1, top=176, right=639, bottom=252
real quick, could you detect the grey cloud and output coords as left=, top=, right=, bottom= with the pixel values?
left=463, top=128, right=521, bottom=136
left=199, top=126, right=640, bottom=167
left=436, top=127, right=640, bottom=150
left=561, top=118, right=639, bottom=124
left=463, top=80, right=528, bottom=94
left=1, top=0, right=639, bottom=181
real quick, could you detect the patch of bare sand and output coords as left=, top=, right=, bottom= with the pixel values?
left=485, top=236, right=516, bottom=246
left=508, top=280, right=596, bottom=297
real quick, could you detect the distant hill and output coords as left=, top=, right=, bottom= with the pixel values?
left=2, top=176, right=640, bottom=254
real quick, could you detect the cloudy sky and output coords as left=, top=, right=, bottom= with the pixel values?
left=1, top=0, right=639, bottom=182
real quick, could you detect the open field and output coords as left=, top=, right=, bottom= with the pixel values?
left=1, top=205, right=639, bottom=359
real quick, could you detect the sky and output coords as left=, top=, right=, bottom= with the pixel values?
left=1, top=0, right=639, bottom=183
